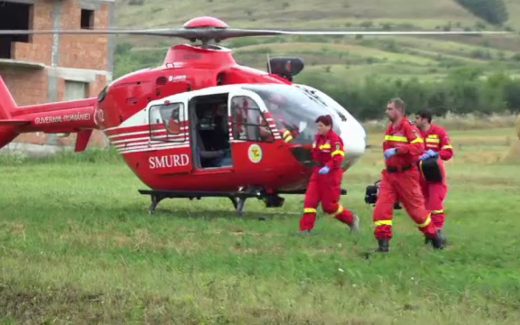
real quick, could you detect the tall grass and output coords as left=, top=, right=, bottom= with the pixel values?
left=362, top=112, right=519, bottom=133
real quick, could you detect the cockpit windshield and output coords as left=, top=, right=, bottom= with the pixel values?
left=241, top=84, right=342, bottom=145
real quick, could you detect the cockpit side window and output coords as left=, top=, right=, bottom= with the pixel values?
left=149, top=102, right=186, bottom=142
left=230, top=96, right=274, bottom=143
left=240, top=84, right=343, bottom=145
left=297, top=85, right=347, bottom=122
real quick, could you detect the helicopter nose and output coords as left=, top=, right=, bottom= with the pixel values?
left=337, top=117, right=366, bottom=171
left=339, top=118, right=366, bottom=158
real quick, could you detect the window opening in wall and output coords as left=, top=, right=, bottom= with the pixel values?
left=65, top=80, right=89, bottom=100
left=0, top=2, right=33, bottom=59
left=81, top=9, right=94, bottom=29
left=58, top=81, right=89, bottom=137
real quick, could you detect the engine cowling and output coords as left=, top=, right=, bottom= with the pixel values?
left=267, top=57, right=304, bottom=81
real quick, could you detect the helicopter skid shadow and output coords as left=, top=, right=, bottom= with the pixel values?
left=139, top=188, right=299, bottom=220
left=149, top=207, right=301, bottom=221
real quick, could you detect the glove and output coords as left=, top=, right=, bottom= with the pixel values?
left=420, top=149, right=438, bottom=160
left=318, top=166, right=330, bottom=174
left=384, top=148, right=398, bottom=159
left=426, top=149, right=438, bottom=158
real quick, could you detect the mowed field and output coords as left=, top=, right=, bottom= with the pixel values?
left=1, top=125, right=520, bottom=324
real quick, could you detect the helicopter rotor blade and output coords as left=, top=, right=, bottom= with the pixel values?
left=0, top=28, right=207, bottom=38
left=0, top=28, right=279, bottom=40
left=0, top=27, right=510, bottom=40
left=219, top=29, right=510, bottom=38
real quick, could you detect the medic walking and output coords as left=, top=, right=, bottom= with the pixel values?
left=296, top=114, right=360, bottom=234
left=414, top=109, right=454, bottom=243
left=373, top=98, right=447, bottom=252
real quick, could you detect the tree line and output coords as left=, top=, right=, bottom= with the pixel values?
left=456, top=0, right=509, bottom=25
left=113, top=44, right=520, bottom=122
left=296, top=66, right=520, bottom=121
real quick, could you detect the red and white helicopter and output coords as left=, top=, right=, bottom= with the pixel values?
left=0, top=16, right=506, bottom=215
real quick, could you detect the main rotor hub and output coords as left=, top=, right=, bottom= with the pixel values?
left=183, top=16, right=229, bottom=29
left=181, top=16, right=230, bottom=47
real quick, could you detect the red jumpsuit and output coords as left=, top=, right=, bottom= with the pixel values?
left=373, top=118, right=438, bottom=241
left=300, top=129, right=355, bottom=230
left=167, top=117, right=180, bottom=133
left=419, top=124, right=454, bottom=229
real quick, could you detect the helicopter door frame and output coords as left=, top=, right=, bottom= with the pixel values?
left=187, top=90, right=234, bottom=174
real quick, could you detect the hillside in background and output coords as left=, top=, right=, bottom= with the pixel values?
left=111, top=0, right=520, bottom=120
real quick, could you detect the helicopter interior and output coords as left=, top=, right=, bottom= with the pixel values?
left=189, top=93, right=233, bottom=169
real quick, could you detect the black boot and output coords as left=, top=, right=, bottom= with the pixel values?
left=375, top=239, right=389, bottom=252
left=424, top=234, right=431, bottom=245
left=362, top=239, right=389, bottom=259
left=430, top=229, right=447, bottom=249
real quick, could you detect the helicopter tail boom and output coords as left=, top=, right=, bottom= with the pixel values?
left=0, top=76, right=98, bottom=152
left=0, top=77, right=21, bottom=149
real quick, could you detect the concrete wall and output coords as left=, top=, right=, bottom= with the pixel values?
left=0, top=0, right=115, bottom=149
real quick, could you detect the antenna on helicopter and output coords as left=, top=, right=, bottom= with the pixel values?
left=267, top=52, right=272, bottom=74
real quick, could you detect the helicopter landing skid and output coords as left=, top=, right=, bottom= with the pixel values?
left=139, top=188, right=265, bottom=216
left=139, top=188, right=347, bottom=216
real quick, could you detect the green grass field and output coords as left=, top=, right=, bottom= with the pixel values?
left=114, top=0, right=519, bottom=30
left=112, top=0, right=520, bottom=81
left=1, top=125, right=520, bottom=324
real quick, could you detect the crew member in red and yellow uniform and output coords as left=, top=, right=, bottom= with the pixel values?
left=296, top=114, right=360, bottom=234
left=414, top=109, right=454, bottom=239
left=373, top=98, right=447, bottom=252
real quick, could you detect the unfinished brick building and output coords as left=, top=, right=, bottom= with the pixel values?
left=0, top=0, right=114, bottom=148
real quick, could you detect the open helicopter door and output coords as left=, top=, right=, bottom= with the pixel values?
left=187, top=90, right=233, bottom=173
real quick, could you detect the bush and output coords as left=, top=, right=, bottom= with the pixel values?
left=112, top=47, right=520, bottom=123
left=362, top=112, right=518, bottom=133
left=455, top=0, right=509, bottom=25
left=296, top=67, right=520, bottom=121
